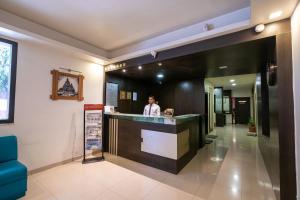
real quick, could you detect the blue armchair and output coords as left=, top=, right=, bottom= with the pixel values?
left=0, top=136, right=27, bottom=200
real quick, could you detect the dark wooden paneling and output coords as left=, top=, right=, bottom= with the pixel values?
left=105, top=75, right=151, bottom=114
left=152, top=79, right=205, bottom=115
left=276, top=33, right=296, bottom=200
left=108, top=37, right=274, bottom=81
left=258, top=33, right=296, bottom=200
left=105, top=76, right=205, bottom=116
left=106, top=19, right=290, bottom=75
left=257, top=43, right=280, bottom=199
left=117, top=118, right=199, bottom=174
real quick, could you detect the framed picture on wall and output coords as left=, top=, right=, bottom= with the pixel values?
left=126, top=91, right=132, bottom=100
left=50, top=70, right=84, bottom=101
left=132, top=92, right=137, bottom=101
left=120, top=90, right=126, bottom=100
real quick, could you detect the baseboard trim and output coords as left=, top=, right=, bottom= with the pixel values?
left=28, top=155, right=83, bottom=175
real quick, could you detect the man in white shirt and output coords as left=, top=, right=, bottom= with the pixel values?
left=143, top=96, right=161, bottom=116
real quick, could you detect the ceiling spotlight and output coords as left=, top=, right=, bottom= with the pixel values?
left=122, top=69, right=126, bottom=73
left=255, top=24, right=265, bottom=33
left=157, top=73, right=164, bottom=78
left=269, top=10, right=282, bottom=20
left=158, top=62, right=162, bottom=66
left=230, top=79, right=235, bottom=83
left=138, top=66, right=142, bottom=70
left=219, top=66, right=228, bottom=69
left=232, top=83, right=236, bottom=86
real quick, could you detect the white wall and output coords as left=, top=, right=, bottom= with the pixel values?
left=291, top=2, right=300, bottom=199
left=0, top=40, right=104, bottom=171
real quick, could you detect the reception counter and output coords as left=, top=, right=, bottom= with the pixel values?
left=104, top=113, right=204, bottom=174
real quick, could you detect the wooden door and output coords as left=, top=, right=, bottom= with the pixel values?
left=235, top=97, right=251, bottom=124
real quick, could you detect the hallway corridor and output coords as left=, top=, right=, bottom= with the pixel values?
left=22, top=125, right=276, bottom=200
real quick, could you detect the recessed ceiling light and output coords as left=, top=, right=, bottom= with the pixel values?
left=269, top=10, right=282, bottom=20
left=230, top=79, right=235, bottom=83
left=122, top=69, right=126, bottom=73
left=158, top=62, right=162, bottom=66
left=138, top=66, right=142, bottom=70
left=219, top=66, right=228, bottom=69
left=232, top=83, right=236, bottom=86
left=157, top=73, right=164, bottom=78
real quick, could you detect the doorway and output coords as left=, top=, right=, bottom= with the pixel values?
left=234, top=97, right=251, bottom=124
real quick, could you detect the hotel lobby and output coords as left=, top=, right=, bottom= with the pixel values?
left=0, top=1, right=300, bottom=200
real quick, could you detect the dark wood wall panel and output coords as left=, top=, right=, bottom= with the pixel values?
left=107, top=19, right=290, bottom=70
left=105, top=75, right=205, bottom=116
left=152, top=79, right=205, bottom=115
left=257, top=33, right=296, bottom=200
left=257, top=69, right=280, bottom=199
left=276, top=33, right=296, bottom=200
left=105, top=75, right=151, bottom=114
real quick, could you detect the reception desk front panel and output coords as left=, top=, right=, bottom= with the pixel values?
left=104, top=113, right=200, bottom=174
left=141, top=129, right=189, bottom=160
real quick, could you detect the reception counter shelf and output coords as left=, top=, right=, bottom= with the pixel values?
left=104, top=113, right=200, bottom=125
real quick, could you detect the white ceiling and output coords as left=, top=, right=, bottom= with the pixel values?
left=206, top=74, right=257, bottom=90
left=0, top=0, right=298, bottom=63
left=0, top=0, right=249, bottom=50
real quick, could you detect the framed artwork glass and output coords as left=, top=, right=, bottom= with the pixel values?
left=50, top=70, right=84, bottom=101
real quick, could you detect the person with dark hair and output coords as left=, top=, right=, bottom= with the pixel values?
left=143, top=95, right=160, bottom=116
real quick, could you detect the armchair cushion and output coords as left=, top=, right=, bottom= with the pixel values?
left=0, top=136, right=17, bottom=162
left=0, top=160, right=27, bottom=186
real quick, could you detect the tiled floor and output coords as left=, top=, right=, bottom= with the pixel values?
left=21, top=125, right=276, bottom=200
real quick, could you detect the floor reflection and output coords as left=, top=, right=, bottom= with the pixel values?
left=105, top=124, right=276, bottom=200
left=23, top=124, right=276, bottom=200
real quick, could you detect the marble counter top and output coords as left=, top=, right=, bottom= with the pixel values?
left=104, top=113, right=200, bottom=125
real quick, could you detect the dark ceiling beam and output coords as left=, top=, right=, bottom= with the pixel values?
left=105, top=18, right=290, bottom=69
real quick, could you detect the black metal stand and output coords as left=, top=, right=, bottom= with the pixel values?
left=82, top=109, right=105, bottom=164
left=82, top=156, right=104, bottom=164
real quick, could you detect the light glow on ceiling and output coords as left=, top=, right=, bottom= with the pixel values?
left=269, top=10, right=282, bottom=20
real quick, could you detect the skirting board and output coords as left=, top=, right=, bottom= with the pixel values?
left=28, top=155, right=84, bottom=175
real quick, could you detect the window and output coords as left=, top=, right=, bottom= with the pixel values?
left=0, top=38, right=17, bottom=123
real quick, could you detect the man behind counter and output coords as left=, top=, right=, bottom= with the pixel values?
left=143, top=95, right=161, bottom=116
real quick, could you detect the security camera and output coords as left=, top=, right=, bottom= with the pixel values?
left=203, top=23, right=214, bottom=31
left=150, top=51, right=157, bottom=58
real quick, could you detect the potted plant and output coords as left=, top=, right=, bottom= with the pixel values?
left=248, top=118, right=256, bottom=133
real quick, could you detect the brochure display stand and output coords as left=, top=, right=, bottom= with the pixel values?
left=82, top=104, right=104, bottom=164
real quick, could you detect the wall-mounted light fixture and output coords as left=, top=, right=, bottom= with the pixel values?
left=255, top=24, right=265, bottom=33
